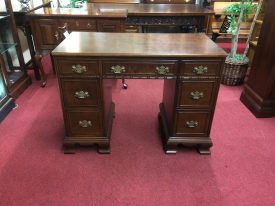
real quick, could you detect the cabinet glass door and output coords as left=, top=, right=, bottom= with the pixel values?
left=0, top=15, right=24, bottom=87
left=0, top=71, right=7, bottom=102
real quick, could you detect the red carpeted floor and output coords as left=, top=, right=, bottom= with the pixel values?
left=0, top=52, right=275, bottom=206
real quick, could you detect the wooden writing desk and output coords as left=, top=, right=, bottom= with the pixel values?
left=51, top=32, right=226, bottom=154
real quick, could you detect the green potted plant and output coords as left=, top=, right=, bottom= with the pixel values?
left=221, top=0, right=257, bottom=85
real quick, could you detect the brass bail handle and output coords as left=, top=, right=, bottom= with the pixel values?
left=193, top=65, right=208, bottom=75
left=155, top=65, right=169, bottom=75
left=75, top=91, right=89, bottom=99
left=79, top=120, right=92, bottom=128
left=190, top=91, right=204, bottom=100
left=186, top=120, right=199, bottom=128
left=72, top=64, right=87, bottom=74
left=111, top=65, right=126, bottom=74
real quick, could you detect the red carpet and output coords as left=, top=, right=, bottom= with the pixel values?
left=0, top=54, right=275, bottom=206
left=217, top=42, right=246, bottom=54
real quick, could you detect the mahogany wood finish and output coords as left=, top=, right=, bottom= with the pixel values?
left=240, top=0, right=275, bottom=118
left=28, top=8, right=127, bottom=86
left=52, top=32, right=226, bottom=154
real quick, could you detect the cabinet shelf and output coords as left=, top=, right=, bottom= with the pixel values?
left=0, top=0, right=31, bottom=98
left=0, top=43, right=17, bottom=54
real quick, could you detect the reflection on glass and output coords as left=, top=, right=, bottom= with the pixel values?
left=0, top=71, right=7, bottom=101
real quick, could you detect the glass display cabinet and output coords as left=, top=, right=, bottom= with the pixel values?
left=0, top=59, right=15, bottom=123
left=0, top=0, right=31, bottom=98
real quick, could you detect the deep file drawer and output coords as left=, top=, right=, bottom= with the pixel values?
left=65, top=109, right=103, bottom=137
left=60, top=79, right=101, bottom=108
left=174, top=111, right=210, bottom=136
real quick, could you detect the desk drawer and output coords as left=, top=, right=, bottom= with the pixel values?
left=177, top=81, right=218, bottom=108
left=65, top=110, right=103, bottom=137
left=56, top=58, right=100, bottom=76
left=180, top=60, right=222, bottom=76
left=59, top=19, right=97, bottom=31
left=175, top=111, right=210, bottom=136
left=60, top=79, right=101, bottom=107
left=97, top=20, right=122, bottom=32
left=102, top=60, right=177, bottom=76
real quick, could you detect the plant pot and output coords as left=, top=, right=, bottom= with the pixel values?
left=221, top=58, right=249, bottom=86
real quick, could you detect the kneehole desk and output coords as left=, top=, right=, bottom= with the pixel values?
left=51, top=32, right=226, bottom=154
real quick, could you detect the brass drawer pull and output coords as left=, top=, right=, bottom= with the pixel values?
left=190, top=91, right=204, bottom=100
left=75, top=91, right=89, bottom=99
left=111, top=65, right=126, bottom=74
left=156, top=65, right=169, bottom=75
left=79, top=120, right=92, bottom=128
left=58, top=23, right=68, bottom=30
left=72, top=64, right=87, bottom=74
left=193, top=65, right=208, bottom=75
left=54, top=31, right=59, bottom=41
left=186, top=120, right=199, bottom=128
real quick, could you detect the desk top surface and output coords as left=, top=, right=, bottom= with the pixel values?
left=52, top=32, right=227, bottom=58
left=29, top=3, right=213, bottom=17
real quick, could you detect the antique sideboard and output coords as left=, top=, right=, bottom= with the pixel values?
left=27, top=3, right=214, bottom=86
left=51, top=32, right=226, bottom=154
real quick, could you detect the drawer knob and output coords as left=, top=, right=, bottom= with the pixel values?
left=190, top=91, right=204, bottom=100
left=155, top=65, right=169, bottom=75
left=72, top=64, right=87, bottom=74
left=87, top=23, right=91, bottom=28
left=193, top=65, right=208, bottom=75
left=111, top=65, right=126, bottom=74
left=79, top=120, right=92, bottom=128
left=186, top=120, right=199, bottom=128
left=75, top=91, right=89, bottom=99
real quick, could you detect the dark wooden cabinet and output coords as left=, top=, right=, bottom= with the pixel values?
left=32, top=19, right=60, bottom=50
left=52, top=32, right=226, bottom=154
left=240, top=0, right=275, bottom=118
left=30, top=17, right=126, bottom=52
left=0, top=0, right=31, bottom=98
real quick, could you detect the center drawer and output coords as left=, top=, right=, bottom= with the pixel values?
left=102, top=60, right=177, bottom=77
left=59, top=19, right=97, bottom=31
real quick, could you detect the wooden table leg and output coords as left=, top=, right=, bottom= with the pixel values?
left=34, top=54, right=47, bottom=87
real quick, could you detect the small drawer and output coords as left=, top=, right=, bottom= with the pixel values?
left=59, top=19, right=97, bottom=31
left=180, top=60, right=222, bottom=76
left=55, top=58, right=100, bottom=76
left=177, top=81, right=218, bottom=108
left=60, top=79, right=101, bottom=107
left=65, top=110, right=103, bottom=137
left=97, top=20, right=121, bottom=32
left=102, top=60, right=177, bottom=77
left=174, top=111, right=210, bottom=136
